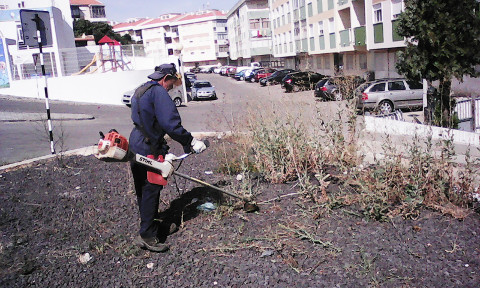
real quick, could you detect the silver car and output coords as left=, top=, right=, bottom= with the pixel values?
left=122, top=86, right=183, bottom=107
left=191, top=80, right=217, bottom=100
left=356, top=78, right=426, bottom=114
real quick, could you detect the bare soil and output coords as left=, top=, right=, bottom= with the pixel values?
left=1, top=139, right=479, bottom=287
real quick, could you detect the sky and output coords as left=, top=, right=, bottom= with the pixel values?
left=100, top=0, right=240, bottom=23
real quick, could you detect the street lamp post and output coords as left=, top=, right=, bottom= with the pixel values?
left=175, top=43, right=188, bottom=104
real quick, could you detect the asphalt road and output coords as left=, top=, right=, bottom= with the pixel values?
left=0, top=74, right=317, bottom=165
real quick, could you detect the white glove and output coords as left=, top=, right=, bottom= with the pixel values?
left=161, top=154, right=175, bottom=178
left=191, top=138, right=207, bottom=154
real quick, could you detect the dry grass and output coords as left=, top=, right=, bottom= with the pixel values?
left=217, top=83, right=479, bottom=220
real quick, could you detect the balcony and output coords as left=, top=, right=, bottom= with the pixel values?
left=339, top=29, right=351, bottom=47
left=216, top=39, right=229, bottom=45
left=354, top=26, right=366, bottom=46
left=165, top=31, right=179, bottom=38
left=373, top=23, right=384, bottom=43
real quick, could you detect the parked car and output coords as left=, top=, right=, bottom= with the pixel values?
left=260, top=69, right=296, bottom=86
left=220, top=66, right=232, bottom=76
left=226, top=67, right=237, bottom=77
left=189, top=67, right=201, bottom=73
left=255, top=68, right=276, bottom=82
left=282, top=71, right=326, bottom=92
left=214, top=67, right=222, bottom=74
left=315, top=76, right=365, bottom=101
left=191, top=80, right=217, bottom=100
left=244, top=68, right=262, bottom=82
left=356, top=78, right=432, bottom=114
left=234, top=69, right=247, bottom=81
left=122, top=86, right=183, bottom=107
left=184, top=72, right=197, bottom=82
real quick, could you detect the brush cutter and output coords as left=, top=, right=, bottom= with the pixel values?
left=95, top=129, right=259, bottom=213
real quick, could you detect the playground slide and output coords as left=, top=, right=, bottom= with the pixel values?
left=72, top=55, right=97, bottom=75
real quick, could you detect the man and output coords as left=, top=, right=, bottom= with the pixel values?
left=129, top=63, right=207, bottom=252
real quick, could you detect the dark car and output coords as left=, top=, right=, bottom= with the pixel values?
left=315, top=76, right=365, bottom=101
left=189, top=67, right=201, bottom=73
left=260, top=69, right=296, bottom=86
left=234, top=69, right=246, bottom=81
left=282, top=71, right=326, bottom=92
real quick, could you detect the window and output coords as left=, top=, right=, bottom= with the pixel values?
left=318, top=21, right=324, bottom=35
left=373, top=4, right=382, bottom=23
left=293, top=0, right=299, bottom=9
left=250, top=19, right=260, bottom=29
left=261, top=18, right=270, bottom=28
left=328, top=17, right=334, bottom=34
left=370, top=83, right=386, bottom=92
left=309, top=24, right=314, bottom=36
left=91, top=6, right=106, bottom=18
left=388, top=81, right=406, bottom=91
left=391, top=0, right=403, bottom=19
left=407, top=81, right=423, bottom=90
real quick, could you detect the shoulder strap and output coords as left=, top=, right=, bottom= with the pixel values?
left=133, top=82, right=158, bottom=154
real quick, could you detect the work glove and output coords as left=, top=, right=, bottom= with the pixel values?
left=161, top=154, right=175, bottom=178
left=191, top=138, right=207, bottom=154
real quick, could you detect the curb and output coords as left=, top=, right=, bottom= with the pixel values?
left=0, top=131, right=233, bottom=172
left=0, top=112, right=95, bottom=122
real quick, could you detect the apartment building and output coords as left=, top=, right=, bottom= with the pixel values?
left=115, top=10, right=228, bottom=67
left=227, top=0, right=272, bottom=66
left=175, top=10, right=229, bottom=66
left=70, top=0, right=107, bottom=23
left=113, top=14, right=181, bottom=44
left=270, top=0, right=406, bottom=78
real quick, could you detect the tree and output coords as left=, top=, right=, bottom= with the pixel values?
left=395, top=0, right=480, bottom=128
left=73, top=19, right=133, bottom=45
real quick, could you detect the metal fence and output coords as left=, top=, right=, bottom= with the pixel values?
left=9, top=44, right=153, bottom=80
left=455, top=97, right=480, bottom=133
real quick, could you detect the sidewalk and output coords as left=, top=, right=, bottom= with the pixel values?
left=0, top=111, right=95, bottom=122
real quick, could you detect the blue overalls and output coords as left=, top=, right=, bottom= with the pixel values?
left=129, top=81, right=193, bottom=239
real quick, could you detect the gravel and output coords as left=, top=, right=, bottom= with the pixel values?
left=1, top=139, right=479, bottom=287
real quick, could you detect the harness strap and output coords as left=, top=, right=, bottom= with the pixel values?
left=133, top=82, right=161, bottom=155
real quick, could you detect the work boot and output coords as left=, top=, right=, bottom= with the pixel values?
left=134, top=236, right=169, bottom=252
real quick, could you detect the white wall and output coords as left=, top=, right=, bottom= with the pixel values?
left=2, top=69, right=152, bottom=105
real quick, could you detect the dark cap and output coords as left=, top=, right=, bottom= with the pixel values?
left=148, top=63, right=179, bottom=80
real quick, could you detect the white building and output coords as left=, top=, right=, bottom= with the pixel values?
left=227, top=0, right=273, bottom=66
left=115, top=10, right=229, bottom=68
left=70, top=0, right=107, bottom=23
left=175, top=10, right=229, bottom=66
left=0, top=0, right=76, bottom=78
left=269, top=0, right=406, bottom=78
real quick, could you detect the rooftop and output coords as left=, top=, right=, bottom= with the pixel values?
left=70, top=0, right=105, bottom=6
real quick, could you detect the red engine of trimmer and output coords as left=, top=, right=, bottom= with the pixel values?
left=95, top=130, right=129, bottom=161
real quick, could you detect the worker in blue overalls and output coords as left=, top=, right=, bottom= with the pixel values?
left=129, top=63, right=206, bottom=252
